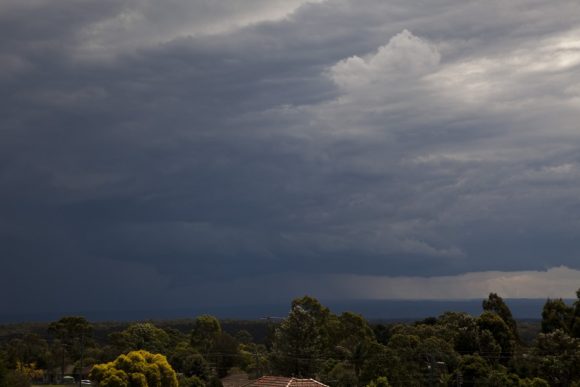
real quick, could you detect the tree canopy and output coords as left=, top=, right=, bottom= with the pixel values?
left=90, top=350, right=178, bottom=387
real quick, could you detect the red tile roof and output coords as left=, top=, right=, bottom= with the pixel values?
left=243, top=376, right=328, bottom=387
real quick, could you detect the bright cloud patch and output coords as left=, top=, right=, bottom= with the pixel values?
left=428, top=28, right=580, bottom=109
left=70, top=0, right=328, bottom=59
left=168, top=266, right=580, bottom=306
left=329, top=30, right=440, bottom=91
left=331, top=266, right=580, bottom=300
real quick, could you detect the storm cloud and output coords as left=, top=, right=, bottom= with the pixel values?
left=2, top=0, right=580, bottom=314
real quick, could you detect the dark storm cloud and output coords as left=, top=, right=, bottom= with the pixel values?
left=2, top=0, right=580, bottom=312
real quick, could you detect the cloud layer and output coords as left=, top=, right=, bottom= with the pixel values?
left=2, top=0, right=580, bottom=313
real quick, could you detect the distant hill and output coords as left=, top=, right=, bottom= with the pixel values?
left=0, top=298, right=561, bottom=324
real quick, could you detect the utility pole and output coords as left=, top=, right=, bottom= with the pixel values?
left=254, top=347, right=261, bottom=377
left=428, top=357, right=435, bottom=387
left=61, top=344, right=65, bottom=383
left=78, top=331, right=84, bottom=387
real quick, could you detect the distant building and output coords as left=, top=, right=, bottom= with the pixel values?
left=242, top=376, right=329, bottom=387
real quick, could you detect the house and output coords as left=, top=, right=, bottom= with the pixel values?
left=242, top=376, right=329, bottom=387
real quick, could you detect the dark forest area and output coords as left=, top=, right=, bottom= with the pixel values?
left=1, top=293, right=579, bottom=387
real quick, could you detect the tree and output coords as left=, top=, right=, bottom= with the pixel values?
left=271, top=298, right=326, bottom=377
left=533, top=329, right=580, bottom=386
left=359, top=343, right=401, bottom=386
left=384, top=334, right=424, bottom=386
left=5, top=334, right=50, bottom=369
left=479, top=368, right=521, bottom=386
left=477, top=311, right=515, bottom=363
left=437, top=312, right=480, bottom=354
left=483, top=293, right=519, bottom=341
left=570, top=289, right=580, bottom=338
left=48, top=316, right=92, bottom=382
left=0, top=352, right=7, bottom=387
left=521, top=378, right=550, bottom=387
left=178, top=375, right=205, bottom=387
left=366, top=376, right=391, bottom=387
left=48, top=316, right=92, bottom=351
left=90, top=350, right=178, bottom=387
left=334, top=312, right=375, bottom=379
left=168, top=342, right=210, bottom=381
left=455, top=355, right=491, bottom=386
left=325, top=362, right=357, bottom=387
left=541, top=299, right=572, bottom=334
left=292, top=296, right=333, bottom=349
left=209, top=332, right=239, bottom=378
left=478, top=329, right=501, bottom=365
left=191, top=315, right=222, bottom=354
left=109, top=323, right=170, bottom=355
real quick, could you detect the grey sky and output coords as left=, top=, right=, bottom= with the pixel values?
left=2, top=0, right=580, bottom=314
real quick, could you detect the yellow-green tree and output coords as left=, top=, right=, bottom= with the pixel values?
left=90, top=350, right=178, bottom=387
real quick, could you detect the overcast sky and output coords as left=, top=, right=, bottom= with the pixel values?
left=2, top=0, right=580, bottom=315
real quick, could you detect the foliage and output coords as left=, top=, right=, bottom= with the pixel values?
left=532, top=329, right=580, bottom=386
left=541, top=299, right=573, bottom=334
left=0, top=353, right=7, bottom=387
left=324, top=362, right=357, bottom=387
left=7, top=292, right=580, bottom=387
left=48, top=316, right=92, bottom=350
left=178, top=374, right=205, bottom=387
left=483, top=293, right=519, bottom=341
left=169, top=342, right=210, bottom=380
left=478, top=311, right=516, bottom=362
left=109, top=323, right=171, bottom=355
left=366, top=376, right=391, bottom=387
left=209, top=332, right=239, bottom=378
left=2, top=370, right=29, bottom=387
left=191, top=316, right=222, bottom=354
left=521, top=378, right=550, bottom=387
left=90, top=350, right=178, bottom=387
left=271, top=299, right=325, bottom=377
left=455, top=355, right=491, bottom=386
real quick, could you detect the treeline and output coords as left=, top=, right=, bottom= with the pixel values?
left=2, top=292, right=580, bottom=386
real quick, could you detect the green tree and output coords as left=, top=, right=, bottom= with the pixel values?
left=48, top=316, right=92, bottom=382
left=520, top=378, right=550, bottom=387
left=533, top=329, right=580, bottom=386
left=5, top=334, right=50, bottom=369
left=235, top=330, right=253, bottom=345
left=90, top=350, right=178, bottom=387
left=570, top=289, right=580, bottom=338
left=541, top=299, right=572, bottom=334
left=168, top=342, right=210, bottom=381
left=0, top=352, right=7, bottom=387
left=366, top=376, right=392, bottom=387
left=178, top=375, right=205, bottom=387
left=483, top=293, right=519, bottom=341
left=385, top=334, right=424, bottom=386
left=359, top=343, right=402, bottom=386
left=271, top=298, right=326, bottom=377
left=478, top=329, right=501, bottom=365
left=2, top=370, right=29, bottom=387
left=333, top=312, right=375, bottom=380
left=209, top=332, right=239, bottom=378
left=479, top=368, right=521, bottom=386
left=477, top=311, right=515, bottom=363
left=110, top=323, right=171, bottom=355
left=190, top=316, right=221, bottom=354
left=455, top=355, right=491, bottom=386
left=48, top=316, right=92, bottom=350
left=437, top=312, right=480, bottom=354
left=325, top=362, right=357, bottom=387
